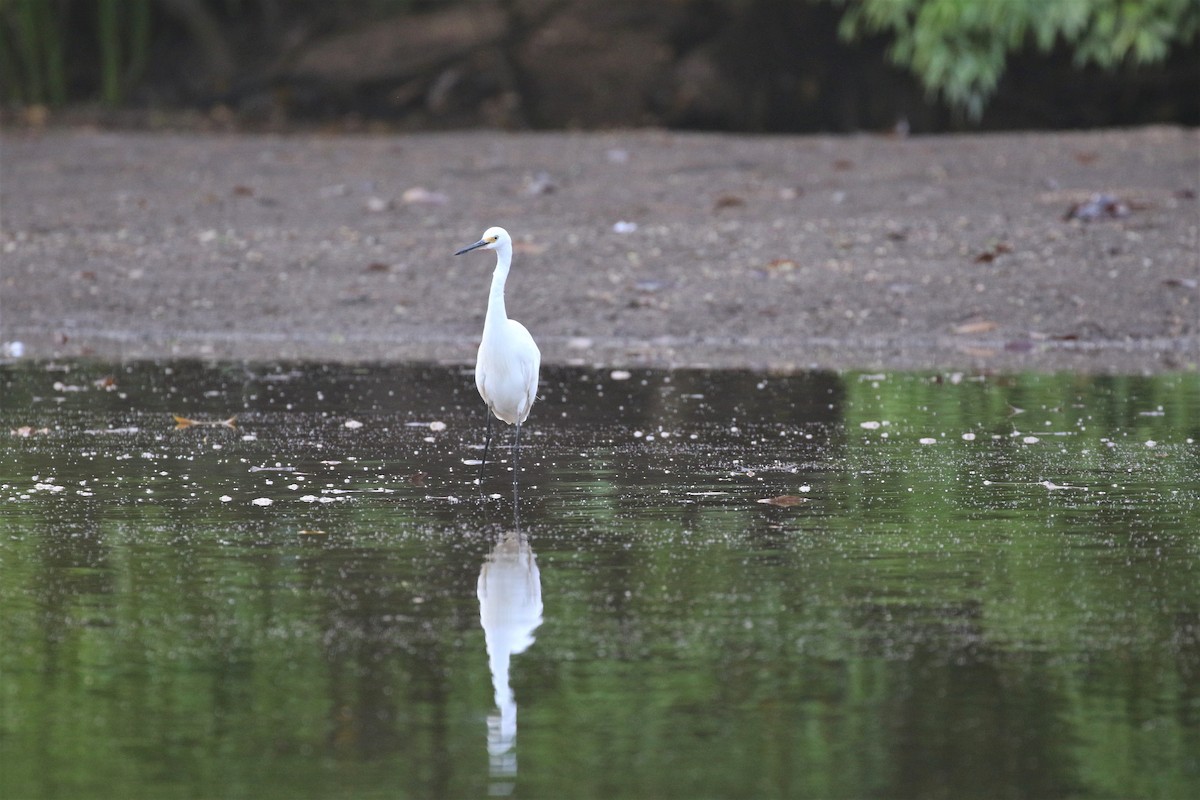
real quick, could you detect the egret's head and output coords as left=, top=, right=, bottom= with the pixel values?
left=455, top=226, right=510, bottom=255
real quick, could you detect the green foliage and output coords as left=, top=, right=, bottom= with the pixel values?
left=0, top=0, right=68, bottom=105
left=0, top=0, right=427, bottom=107
left=831, top=0, right=1200, bottom=118
left=0, top=0, right=153, bottom=106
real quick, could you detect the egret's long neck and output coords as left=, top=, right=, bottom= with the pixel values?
left=484, top=243, right=513, bottom=331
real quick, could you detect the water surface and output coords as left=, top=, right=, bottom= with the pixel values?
left=2, top=363, right=1197, bottom=799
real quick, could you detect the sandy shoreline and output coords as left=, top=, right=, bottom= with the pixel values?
left=2, top=126, right=1197, bottom=372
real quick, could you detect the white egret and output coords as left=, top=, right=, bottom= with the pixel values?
left=455, top=226, right=541, bottom=485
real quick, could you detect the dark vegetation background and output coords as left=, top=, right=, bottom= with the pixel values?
left=2, top=0, right=1198, bottom=134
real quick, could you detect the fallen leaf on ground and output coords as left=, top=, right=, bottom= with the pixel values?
left=973, top=242, right=1013, bottom=263
left=513, top=241, right=547, bottom=255
left=954, top=320, right=998, bottom=335
left=173, top=414, right=237, bottom=430
left=21, top=104, right=48, bottom=127
left=758, top=495, right=807, bottom=507
left=401, top=187, right=447, bottom=204
left=714, top=194, right=744, bottom=209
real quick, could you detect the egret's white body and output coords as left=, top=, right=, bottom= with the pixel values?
left=455, top=226, right=541, bottom=483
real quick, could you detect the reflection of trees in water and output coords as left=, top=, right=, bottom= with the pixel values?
left=294, top=532, right=484, bottom=797
left=1, top=363, right=1198, bottom=797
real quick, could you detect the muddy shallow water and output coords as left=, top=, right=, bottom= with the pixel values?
left=2, top=362, right=1198, bottom=798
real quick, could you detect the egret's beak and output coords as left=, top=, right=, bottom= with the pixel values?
left=455, top=239, right=488, bottom=255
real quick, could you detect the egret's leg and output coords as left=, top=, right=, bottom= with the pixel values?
left=512, top=468, right=521, bottom=522
left=479, top=413, right=494, bottom=485
left=512, top=422, right=522, bottom=486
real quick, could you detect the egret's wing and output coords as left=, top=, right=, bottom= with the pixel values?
left=509, top=320, right=541, bottom=422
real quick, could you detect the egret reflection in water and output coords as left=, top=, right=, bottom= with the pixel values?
left=477, top=525, right=543, bottom=787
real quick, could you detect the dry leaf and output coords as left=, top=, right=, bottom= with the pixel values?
left=401, top=187, right=447, bottom=205
left=21, top=104, right=48, bottom=127
left=954, top=320, right=998, bottom=335
left=714, top=194, right=745, bottom=209
left=1163, top=277, right=1198, bottom=290
left=173, top=414, right=237, bottom=430
left=758, top=495, right=807, bottom=507
left=973, top=242, right=1013, bottom=263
